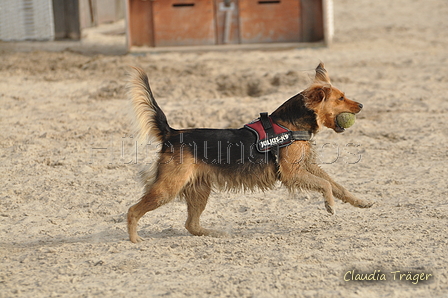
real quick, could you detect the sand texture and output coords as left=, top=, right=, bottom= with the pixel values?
left=1, top=0, right=448, bottom=297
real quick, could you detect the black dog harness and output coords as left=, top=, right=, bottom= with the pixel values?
left=244, top=112, right=312, bottom=163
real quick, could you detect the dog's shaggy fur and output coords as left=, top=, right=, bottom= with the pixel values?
left=126, top=63, right=373, bottom=243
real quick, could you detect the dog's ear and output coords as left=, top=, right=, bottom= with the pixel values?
left=314, top=62, right=331, bottom=84
left=306, top=85, right=332, bottom=104
left=320, top=86, right=332, bottom=101
left=305, top=64, right=332, bottom=105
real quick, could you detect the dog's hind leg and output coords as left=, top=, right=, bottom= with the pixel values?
left=127, top=181, right=176, bottom=243
left=183, top=181, right=227, bottom=237
left=307, top=165, right=373, bottom=208
left=127, top=164, right=195, bottom=243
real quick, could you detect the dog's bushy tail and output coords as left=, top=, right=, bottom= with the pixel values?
left=128, top=67, right=171, bottom=143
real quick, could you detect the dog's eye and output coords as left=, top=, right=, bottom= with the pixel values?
left=339, top=97, right=344, bottom=101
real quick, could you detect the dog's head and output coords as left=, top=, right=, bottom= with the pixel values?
left=303, top=63, right=363, bottom=133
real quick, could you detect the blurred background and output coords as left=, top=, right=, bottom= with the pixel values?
left=0, top=0, right=333, bottom=54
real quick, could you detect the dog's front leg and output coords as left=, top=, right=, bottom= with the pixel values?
left=279, top=146, right=336, bottom=214
left=307, top=165, right=373, bottom=208
left=299, top=170, right=336, bottom=214
left=281, top=167, right=336, bottom=214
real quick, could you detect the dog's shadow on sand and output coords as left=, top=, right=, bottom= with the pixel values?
left=0, top=232, right=122, bottom=250
left=0, top=227, right=195, bottom=249
left=0, top=212, right=327, bottom=249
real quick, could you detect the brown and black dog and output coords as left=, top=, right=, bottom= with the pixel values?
left=126, top=63, right=373, bottom=243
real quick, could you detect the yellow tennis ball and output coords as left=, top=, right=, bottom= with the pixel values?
left=336, top=113, right=356, bottom=129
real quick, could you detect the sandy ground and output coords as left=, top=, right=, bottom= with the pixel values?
left=1, top=0, right=448, bottom=297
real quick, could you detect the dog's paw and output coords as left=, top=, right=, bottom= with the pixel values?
left=325, top=201, right=335, bottom=215
left=357, top=200, right=374, bottom=208
left=187, top=227, right=229, bottom=238
left=129, top=235, right=145, bottom=243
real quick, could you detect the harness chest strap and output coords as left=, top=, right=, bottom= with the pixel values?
left=290, top=130, right=313, bottom=141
